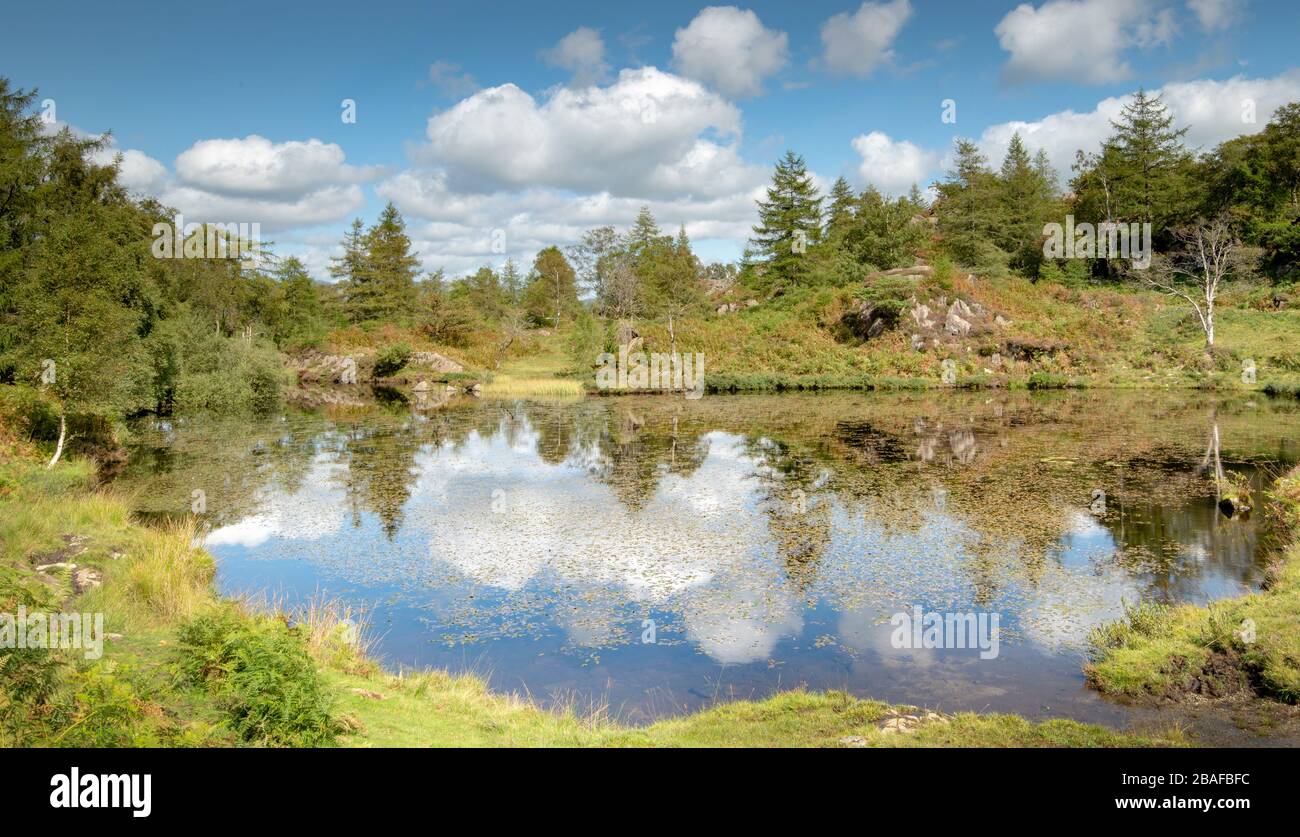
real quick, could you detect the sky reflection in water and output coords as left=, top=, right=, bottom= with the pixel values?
left=123, top=392, right=1299, bottom=723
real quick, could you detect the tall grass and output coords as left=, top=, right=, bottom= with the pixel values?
left=105, top=518, right=214, bottom=625
left=480, top=375, right=584, bottom=399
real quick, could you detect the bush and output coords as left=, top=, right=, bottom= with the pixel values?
left=856, top=275, right=915, bottom=321
left=1027, top=371, right=1070, bottom=389
left=372, top=343, right=412, bottom=378
left=155, top=310, right=287, bottom=415
left=177, top=606, right=336, bottom=747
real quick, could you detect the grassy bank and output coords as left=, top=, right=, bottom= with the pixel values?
left=1, top=400, right=1185, bottom=747
left=1086, top=467, right=1300, bottom=703
left=412, top=272, right=1300, bottom=397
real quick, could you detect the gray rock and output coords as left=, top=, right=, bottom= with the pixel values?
left=945, top=310, right=972, bottom=336
left=72, top=567, right=103, bottom=594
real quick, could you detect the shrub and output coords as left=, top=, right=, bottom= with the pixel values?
left=856, top=275, right=915, bottom=321
left=177, top=606, right=336, bottom=746
left=156, top=311, right=287, bottom=415
left=1027, top=371, right=1069, bottom=389
left=372, top=343, right=412, bottom=378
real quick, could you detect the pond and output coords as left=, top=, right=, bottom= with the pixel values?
left=117, top=391, right=1300, bottom=724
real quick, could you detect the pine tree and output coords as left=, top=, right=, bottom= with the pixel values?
left=500, top=259, right=523, bottom=305
left=330, top=218, right=373, bottom=323
left=362, top=202, right=419, bottom=323
left=275, top=256, right=325, bottom=346
left=996, top=133, right=1059, bottom=271
left=935, top=139, right=1002, bottom=268
left=627, top=205, right=663, bottom=254
left=1109, top=89, right=1191, bottom=226
left=751, top=150, right=822, bottom=287
left=826, top=176, right=857, bottom=239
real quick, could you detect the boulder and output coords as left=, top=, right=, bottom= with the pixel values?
left=409, top=352, right=464, bottom=374
left=911, top=303, right=935, bottom=329
left=945, top=310, right=972, bottom=336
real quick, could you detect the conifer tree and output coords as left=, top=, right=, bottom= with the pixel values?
left=362, top=202, right=419, bottom=323
left=751, top=150, right=822, bottom=287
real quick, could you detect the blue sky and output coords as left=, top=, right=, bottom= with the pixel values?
left=5, top=0, right=1298, bottom=277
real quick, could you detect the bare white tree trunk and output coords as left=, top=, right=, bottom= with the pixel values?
left=1145, top=215, right=1235, bottom=355
left=46, top=412, right=66, bottom=469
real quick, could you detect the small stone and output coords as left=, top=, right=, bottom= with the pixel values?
left=73, top=567, right=103, bottom=593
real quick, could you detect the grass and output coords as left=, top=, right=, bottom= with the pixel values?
left=1086, top=466, right=1300, bottom=703
left=480, top=374, right=584, bottom=399
left=573, top=278, right=1298, bottom=394
left=480, top=333, right=585, bottom=399
left=0, top=403, right=1188, bottom=747
left=324, top=669, right=1182, bottom=748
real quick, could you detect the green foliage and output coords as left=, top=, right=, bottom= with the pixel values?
left=566, top=307, right=604, bottom=371
left=935, top=139, right=1003, bottom=268
left=372, top=342, right=412, bottom=378
left=841, top=187, right=929, bottom=272
left=750, top=150, right=822, bottom=289
left=154, top=310, right=285, bottom=414
left=1203, top=103, right=1300, bottom=277
left=330, top=204, right=419, bottom=325
left=1026, top=371, right=1070, bottom=389
left=0, top=562, right=66, bottom=740
left=856, top=275, right=915, bottom=321
left=1071, top=89, right=1195, bottom=242
left=177, top=605, right=337, bottom=746
left=523, top=246, right=580, bottom=328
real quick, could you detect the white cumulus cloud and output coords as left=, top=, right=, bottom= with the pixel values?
left=541, top=26, right=611, bottom=88
left=820, top=0, right=913, bottom=78
left=995, top=0, right=1178, bottom=84
left=419, top=66, right=757, bottom=199
left=671, top=6, right=789, bottom=99
left=851, top=131, right=940, bottom=196
left=173, top=135, right=380, bottom=200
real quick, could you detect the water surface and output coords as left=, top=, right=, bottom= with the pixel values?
left=119, top=391, right=1300, bottom=724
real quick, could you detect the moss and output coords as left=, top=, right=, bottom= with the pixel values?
left=1087, top=467, right=1300, bottom=704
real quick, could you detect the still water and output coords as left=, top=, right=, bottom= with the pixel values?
left=119, top=391, right=1300, bottom=724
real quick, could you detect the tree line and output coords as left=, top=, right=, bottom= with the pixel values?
left=2, top=73, right=1297, bottom=460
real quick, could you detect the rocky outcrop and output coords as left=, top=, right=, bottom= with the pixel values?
left=291, top=351, right=360, bottom=385
left=715, top=299, right=759, bottom=315
left=842, top=300, right=898, bottom=340
left=409, top=352, right=464, bottom=374
left=290, top=349, right=464, bottom=385
left=869, top=264, right=933, bottom=281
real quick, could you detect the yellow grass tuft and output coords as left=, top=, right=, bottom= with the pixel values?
left=480, top=375, right=584, bottom=399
